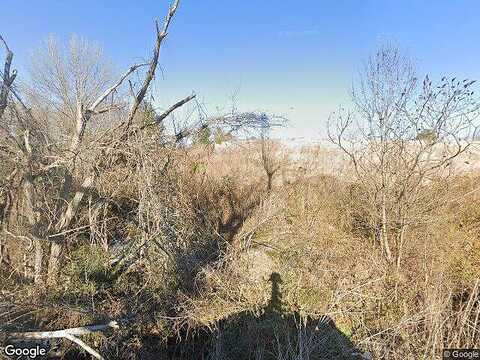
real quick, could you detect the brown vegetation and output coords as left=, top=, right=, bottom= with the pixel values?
left=1, top=4, right=479, bottom=360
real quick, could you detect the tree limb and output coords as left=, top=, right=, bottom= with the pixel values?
left=143, top=93, right=196, bottom=130
left=56, top=173, right=96, bottom=231
left=0, top=35, right=16, bottom=120
left=63, top=334, right=105, bottom=360
left=124, top=0, right=181, bottom=132
left=7, top=320, right=126, bottom=360
left=89, top=62, right=149, bottom=113
left=7, top=319, right=124, bottom=339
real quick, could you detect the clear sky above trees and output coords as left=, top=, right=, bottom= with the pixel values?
left=2, top=0, right=479, bottom=138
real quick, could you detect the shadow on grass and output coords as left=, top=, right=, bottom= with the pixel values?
left=167, top=272, right=367, bottom=360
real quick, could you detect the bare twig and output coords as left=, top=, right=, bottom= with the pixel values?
left=124, top=0, right=181, bottom=132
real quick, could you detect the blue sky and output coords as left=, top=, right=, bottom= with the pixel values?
left=1, top=0, right=479, bottom=138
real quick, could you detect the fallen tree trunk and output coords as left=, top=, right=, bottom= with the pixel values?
left=7, top=319, right=127, bottom=360
left=8, top=320, right=121, bottom=339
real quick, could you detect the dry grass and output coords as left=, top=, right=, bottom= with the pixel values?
left=1, top=141, right=479, bottom=359
left=172, top=148, right=480, bottom=359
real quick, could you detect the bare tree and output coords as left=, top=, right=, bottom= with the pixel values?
left=0, top=0, right=199, bottom=285
left=0, top=0, right=281, bottom=288
left=328, top=43, right=480, bottom=267
left=28, top=36, right=112, bottom=118
left=259, top=128, right=282, bottom=191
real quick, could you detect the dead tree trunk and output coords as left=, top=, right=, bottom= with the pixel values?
left=0, top=0, right=194, bottom=286
left=47, top=174, right=95, bottom=284
left=0, top=35, right=16, bottom=119
left=45, top=0, right=188, bottom=285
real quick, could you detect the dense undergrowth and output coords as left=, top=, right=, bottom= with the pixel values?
left=173, top=163, right=480, bottom=359
left=2, top=142, right=479, bottom=359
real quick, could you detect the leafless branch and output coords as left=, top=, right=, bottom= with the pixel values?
left=7, top=319, right=129, bottom=360
left=89, top=62, right=149, bottom=113
left=0, top=35, right=16, bottom=120
left=124, top=0, right=181, bottom=132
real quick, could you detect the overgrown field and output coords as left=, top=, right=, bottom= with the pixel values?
left=1, top=2, right=479, bottom=358
left=1, top=140, right=479, bottom=359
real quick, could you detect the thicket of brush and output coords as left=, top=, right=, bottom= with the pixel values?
left=1, top=137, right=479, bottom=359
left=1, top=2, right=479, bottom=358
